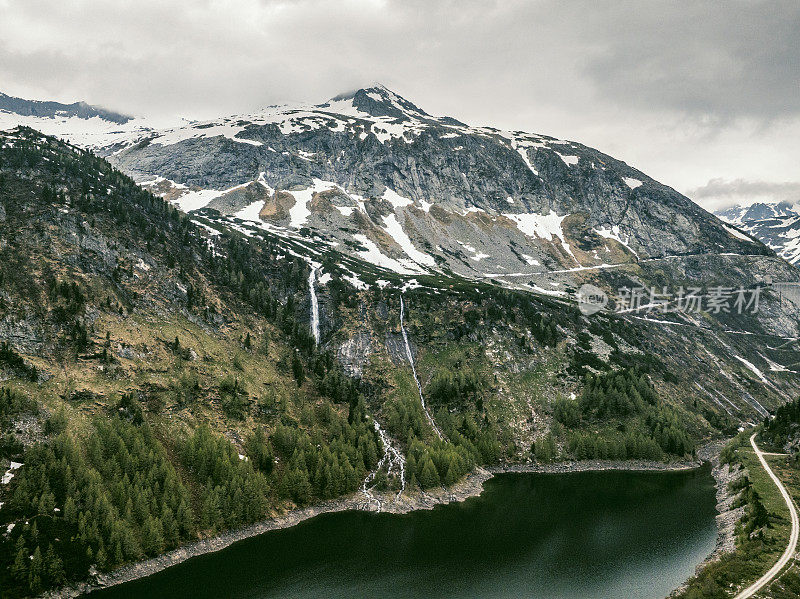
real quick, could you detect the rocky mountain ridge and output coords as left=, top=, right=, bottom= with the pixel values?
left=3, top=88, right=800, bottom=418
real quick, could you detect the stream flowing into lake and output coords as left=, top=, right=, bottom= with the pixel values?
left=91, top=466, right=717, bottom=599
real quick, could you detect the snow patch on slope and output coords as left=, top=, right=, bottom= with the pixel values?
left=151, top=121, right=263, bottom=147
left=505, top=211, right=578, bottom=264
left=595, top=225, right=640, bottom=259
left=343, top=271, right=369, bottom=290
left=352, top=234, right=423, bottom=274
left=382, top=214, right=436, bottom=268
left=1, top=461, right=22, bottom=485
left=235, top=200, right=264, bottom=223
left=758, top=352, right=791, bottom=373
left=623, top=177, right=643, bottom=189
left=722, top=223, right=751, bottom=242
left=288, top=179, right=341, bottom=228
left=505, top=211, right=567, bottom=241
left=383, top=188, right=413, bottom=208
left=517, top=150, right=539, bottom=175
left=554, top=151, right=579, bottom=166
left=735, top=356, right=768, bottom=383
left=174, top=189, right=225, bottom=212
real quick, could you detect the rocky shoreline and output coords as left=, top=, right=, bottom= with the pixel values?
left=488, top=456, right=703, bottom=475
left=45, top=451, right=726, bottom=598
left=669, top=440, right=745, bottom=597
left=699, top=444, right=745, bottom=563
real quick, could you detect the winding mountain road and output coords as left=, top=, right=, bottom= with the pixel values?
left=733, top=434, right=799, bottom=598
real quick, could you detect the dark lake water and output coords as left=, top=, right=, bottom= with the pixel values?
left=91, top=467, right=717, bottom=599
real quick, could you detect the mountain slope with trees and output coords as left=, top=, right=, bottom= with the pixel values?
left=0, top=105, right=800, bottom=597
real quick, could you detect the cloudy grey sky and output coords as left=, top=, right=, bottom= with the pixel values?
left=1, top=0, right=797, bottom=210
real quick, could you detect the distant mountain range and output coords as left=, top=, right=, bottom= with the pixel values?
left=0, top=91, right=132, bottom=124
left=716, top=202, right=800, bottom=265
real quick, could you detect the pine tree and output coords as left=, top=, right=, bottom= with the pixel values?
left=38, top=491, right=55, bottom=515
left=418, top=456, right=440, bottom=489
left=405, top=454, right=417, bottom=483
left=291, top=352, right=305, bottom=386
left=161, top=506, right=178, bottom=547
left=11, top=536, right=28, bottom=581
left=342, top=459, right=358, bottom=493
left=142, top=516, right=165, bottom=556
left=285, top=467, right=312, bottom=505
left=28, top=546, right=43, bottom=594
left=96, top=546, right=108, bottom=571
left=443, top=455, right=460, bottom=486
left=44, top=544, right=65, bottom=586
left=177, top=499, right=194, bottom=537
left=200, top=489, right=221, bottom=532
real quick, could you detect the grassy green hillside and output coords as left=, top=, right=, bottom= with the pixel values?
left=0, top=128, right=386, bottom=597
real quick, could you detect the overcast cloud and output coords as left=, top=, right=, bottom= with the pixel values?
left=0, top=0, right=797, bottom=210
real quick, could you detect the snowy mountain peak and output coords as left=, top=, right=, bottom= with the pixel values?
left=0, top=90, right=146, bottom=149
left=717, top=202, right=800, bottom=225
left=322, top=84, right=429, bottom=121
left=0, top=86, right=773, bottom=284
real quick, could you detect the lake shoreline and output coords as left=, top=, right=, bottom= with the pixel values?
left=669, top=439, right=744, bottom=597
left=45, top=447, right=723, bottom=599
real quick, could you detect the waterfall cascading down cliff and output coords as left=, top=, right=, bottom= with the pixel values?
left=309, top=265, right=320, bottom=345
left=400, top=295, right=443, bottom=439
